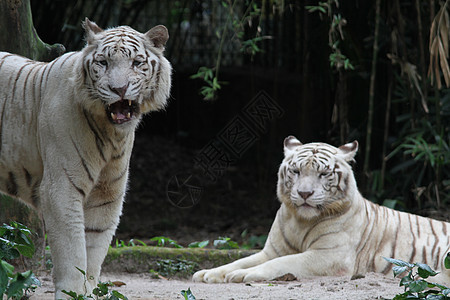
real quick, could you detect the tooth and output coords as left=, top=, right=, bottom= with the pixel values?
left=111, top=112, right=116, bottom=120
left=128, top=100, right=132, bottom=106
left=127, top=112, right=131, bottom=118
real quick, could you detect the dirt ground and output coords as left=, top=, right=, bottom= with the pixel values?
left=32, top=271, right=403, bottom=300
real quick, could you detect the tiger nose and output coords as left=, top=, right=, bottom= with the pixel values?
left=298, top=191, right=314, bottom=200
left=110, top=84, right=128, bottom=98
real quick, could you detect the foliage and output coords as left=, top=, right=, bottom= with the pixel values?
left=112, top=236, right=245, bottom=250
left=306, top=1, right=354, bottom=71
left=187, top=240, right=210, bottom=249
left=190, top=67, right=223, bottom=101
left=181, top=287, right=196, bottom=300
left=62, top=268, right=128, bottom=300
left=240, top=231, right=267, bottom=250
left=384, top=254, right=450, bottom=300
left=382, top=84, right=450, bottom=209
left=154, top=259, right=198, bottom=277
left=190, top=0, right=268, bottom=100
left=150, top=236, right=183, bottom=248
left=112, top=239, right=147, bottom=248
left=0, top=222, right=41, bottom=299
left=188, top=237, right=240, bottom=249
left=213, top=237, right=239, bottom=250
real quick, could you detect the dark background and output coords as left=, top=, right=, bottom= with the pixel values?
left=26, top=0, right=449, bottom=245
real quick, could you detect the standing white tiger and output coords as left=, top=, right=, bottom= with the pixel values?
left=0, top=19, right=171, bottom=298
left=193, top=136, right=450, bottom=285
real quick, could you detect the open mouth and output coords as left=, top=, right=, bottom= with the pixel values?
left=106, top=99, right=139, bottom=124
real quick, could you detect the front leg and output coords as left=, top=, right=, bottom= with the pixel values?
left=225, top=250, right=351, bottom=283
left=40, top=175, right=93, bottom=299
left=83, top=174, right=126, bottom=289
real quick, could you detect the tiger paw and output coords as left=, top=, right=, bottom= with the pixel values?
left=225, top=268, right=269, bottom=283
left=192, top=269, right=225, bottom=283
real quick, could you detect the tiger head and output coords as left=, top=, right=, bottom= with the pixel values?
left=79, top=18, right=171, bottom=126
left=277, top=136, right=359, bottom=220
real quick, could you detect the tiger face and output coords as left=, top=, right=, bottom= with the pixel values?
left=277, top=136, right=359, bottom=220
left=80, top=19, right=171, bottom=126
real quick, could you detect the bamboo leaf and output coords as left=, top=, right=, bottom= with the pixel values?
left=438, top=39, right=450, bottom=87
left=428, top=38, right=438, bottom=85
left=439, top=11, right=449, bottom=58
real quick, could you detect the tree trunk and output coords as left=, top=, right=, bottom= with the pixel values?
left=0, top=0, right=65, bottom=270
left=0, top=0, right=65, bottom=61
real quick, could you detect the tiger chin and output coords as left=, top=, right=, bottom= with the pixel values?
left=0, top=19, right=171, bottom=299
left=193, top=136, right=450, bottom=285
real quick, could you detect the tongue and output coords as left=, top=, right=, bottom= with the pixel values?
left=115, top=112, right=127, bottom=120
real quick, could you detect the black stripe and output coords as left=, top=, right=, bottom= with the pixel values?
left=354, top=201, right=375, bottom=273
left=0, top=98, right=7, bottom=153
left=38, top=62, right=50, bottom=100
left=277, top=208, right=299, bottom=252
left=22, top=63, right=40, bottom=104
left=0, top=54, right=13, bottom=72
left=59, top=52, right=77, bottom=68
left=71, top=137, right=94, bottom=182
left=408, top=213, right=416, bottom=263
left=110, top=168, right=128, bottom=184
left=85, top=194, right=123, bottom=209
left=63, top=168, right=86, bottom=198
left=111, top=149, right=126, bottom=160
left=85, top=227, right=107, bottom=233
left=43, top=60, right=58, bottom=87
left=83, top=109, right=107, bottom=162
left=11, top=63, right=33, bottom=103
left=31, top=181, right=40, bottom=207
left=6, top=172, right=18, bottom=196
left=23, top=167, right=32, bottom=186
left=416, top=215, right=421, bottom=238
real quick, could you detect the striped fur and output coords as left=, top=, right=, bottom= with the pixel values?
left=0, top=18, right=171, bottom=298
left=193, top=136, right=450, bottom=285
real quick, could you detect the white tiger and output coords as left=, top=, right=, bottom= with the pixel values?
left=193, top=136, right=450, bottom=285
left=0, top=18, right=171, bottom=298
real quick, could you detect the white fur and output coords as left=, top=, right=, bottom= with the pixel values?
left=193, top=137, right=450, bottom=285
left=0, top=19, right=171, bottom=299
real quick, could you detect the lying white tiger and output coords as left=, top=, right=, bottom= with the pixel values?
left=0, top=19, right=171, bottom=298
left=193, top=136, right=450, bottom=285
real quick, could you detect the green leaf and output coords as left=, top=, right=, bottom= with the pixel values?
left=181, top=287, right=196, bottom=300
left=305, top=5, right=327, bottom=14
left=392, top=266, right=409, bottom=277
left=188, top=240, right=209, bottom=248
left=75, top=267, right=86, bottom=276
left=383, top=257, right=415, bottom=268
left=445, top=252, right=450, bottom=269
left=62, top=289, right=79, bottom=297
left=6, top=270, right=35, bottom=299
left=407, top=280, right=428, bottom=293
left=416, top=263, right=438, bottom=278
left=150, top=236, right=183, bottom=248
left=399, top=273, right=414, bottom=286
left=0, top=261, right=9, bottom=297
left=111, top=290, right=129, bottom=300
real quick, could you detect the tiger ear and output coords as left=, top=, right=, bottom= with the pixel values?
left=284, top=136, right=302, bottom=154
left=83, top=18, right=103, bottom=45
left=146, top=25, right=169, bottom=49
left=338, top=140, right=358, bottom=162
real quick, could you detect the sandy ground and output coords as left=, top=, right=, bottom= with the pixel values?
left=31, top=271, right=404, bottom=300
